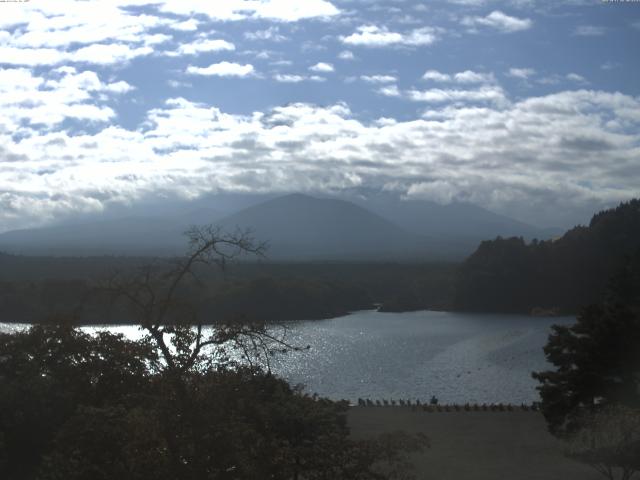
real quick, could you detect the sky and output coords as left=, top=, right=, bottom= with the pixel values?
left=0, top=0, right=639, bottom=232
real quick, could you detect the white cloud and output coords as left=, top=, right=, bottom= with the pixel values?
left=0, top=3, right=32, bottom=29
left=407, top=180, right=460, bottom=205
left=0, top=68, right=44, bottom=93
left=461, top=11, right=532, bottom=33
left=377, top=85, right=401, bottom=97
left=254, top=51, right=272, bottom=60
left=573, top=25, right=606, bottom=36
left=172, top=39, right=236, bottom=56
left=0, top=2, right=240, bottom=68
left=167, top=79, right=192, bottom=89
left=170, top=19, right=200, bottom=31
left=250, top=0, right=340, bottom=21
left=155, top=0, right=340, bottom=22
left=453, top=70, right=495, bottom=84
left=0, top=46, right=66, bottom=66
left=408, top=86, right=508, bottom=105
left=8, top=4, right=167, bottom=49
left=338, top=50, right=355, bottom=60
left=309, top=62, right=334, bottom=72
left=0, top=0, right=338, bottom=70
left=270, top=60, right=293, bottom=66
left=342, top=25, right=438, bottom=47
left=273, top=74, right=305, bottom=83
left=70, top=44, right=154, bottom=65
left=2, top=90, right=640, bottom=230
left=0, top=67, right=130, bottom=132
left=422, top=70, right=494, bottom=84
left=0, top=0, right=165, bottom=67
left=422, top=70, right=451, bottom=82
left=143, top=33, right=172, bottom=46
left=0, top=43, right=154, bottom=66
left=507, top=67, right=535, bottom=79
left=566, top=73, right=588, bottom=84
left=105, top=81, right=136, bottom=94
left=273, top=74, right=325, bottom=83
left=361, top=75, right=397, bottom=83
left=186, top=62, right=255, bottom=77
left=245, top=27, right=287, bottom=42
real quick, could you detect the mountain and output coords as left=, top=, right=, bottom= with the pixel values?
left=454, top=199, right=640, bottom=314
left=0, top=191, right=549, bottom=260
left=0, top=208, right=222, bottom=256
left=347, top=190, right=555, bottom=242
left=216, top=193, right=464, bottom=260
left=0, top=194, right=468, bottom=259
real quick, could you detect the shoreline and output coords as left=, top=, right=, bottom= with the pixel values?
left=0, top=307, right=574, bottom=327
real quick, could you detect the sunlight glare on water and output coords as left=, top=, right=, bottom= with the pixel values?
left=0, top=310, right=573, bottom=404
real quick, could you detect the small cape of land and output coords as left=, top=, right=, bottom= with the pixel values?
left=348, top=407, right=600, bottom=480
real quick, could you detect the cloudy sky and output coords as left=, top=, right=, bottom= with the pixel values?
left=1, top=0, right=639, bottom=232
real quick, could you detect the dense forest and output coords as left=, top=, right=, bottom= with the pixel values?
left=454, top=199, right=640, bottom=314
left=0, top=256, right=455, bottom=324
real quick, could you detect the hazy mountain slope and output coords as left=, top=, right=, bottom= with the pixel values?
left=0, top=191, right=533, bottom=260
left=0, top=208, right=222, bottom=256
left=217, top=193, right=463, bottom=260
left=349, top=192, right=552, bottom=241
left=1, top=193, right=471, bottom=259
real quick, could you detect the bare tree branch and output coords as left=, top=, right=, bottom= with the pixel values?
left=98, top=224, right=302, bottom=376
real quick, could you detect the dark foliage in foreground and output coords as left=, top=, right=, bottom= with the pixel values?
left=531, top=248, right=640, bottom=479
left=455, top=199, right=640, bottom=314
left=532, top=303, right=640, bottom=436
left=565, top=405, right=640, bottom=480
left=0, top=325, right=427, bottom=480
left=533, top=253, right=640, bottom=437
left=1, top=226, right=427, bottom=480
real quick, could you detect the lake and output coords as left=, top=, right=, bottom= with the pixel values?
left=0, top=310, right=574, bottom=404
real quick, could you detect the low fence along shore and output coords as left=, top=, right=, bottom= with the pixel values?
left=352, top=398, right=541, bottom=412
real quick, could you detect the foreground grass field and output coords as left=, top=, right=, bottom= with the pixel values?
left=348, top=407, right=601, bottom=480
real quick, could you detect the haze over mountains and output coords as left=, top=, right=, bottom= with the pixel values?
left=346, top=190, right=554, bottom=241
left=0, top=193, right=556, bottom=260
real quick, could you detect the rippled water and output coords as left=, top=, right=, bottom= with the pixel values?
left=268, top=310, right=574, bottom=404
left=0, top=310, right=574, bottom=404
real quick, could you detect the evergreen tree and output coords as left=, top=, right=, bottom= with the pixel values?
left=532, top=253, right=640, bottom=437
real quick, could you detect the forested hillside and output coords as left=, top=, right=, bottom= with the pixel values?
left=454, top=199, right=640, bottom=314
left=0, top=256, right=455, bottom=324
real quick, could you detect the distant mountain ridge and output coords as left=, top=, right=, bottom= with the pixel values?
left=0, top=192, right=551, bottom=260
left=454, top=198, right=640, bottom=313
left=347, top=190, right=554, bottom=241
left=0, top=209, right=221, bottom=256
left=217, top=193, right=456, bottom=260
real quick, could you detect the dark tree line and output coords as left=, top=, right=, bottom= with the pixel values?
left=0, top=255, right=457, bottom=324
left=455, top=199, right=640, bottom=314
left=0, top=275, right=374, bottom=325
left=533, top=249, right=640, bottom=479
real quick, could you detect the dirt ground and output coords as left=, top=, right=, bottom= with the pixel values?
left=348, top=407, right=602, bottom=480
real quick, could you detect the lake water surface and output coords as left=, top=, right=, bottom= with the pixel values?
left=0, top=310, right=574, bottom=404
